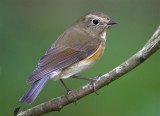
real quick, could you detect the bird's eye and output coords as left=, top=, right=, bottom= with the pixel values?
left=92, top=19, right=99, bottom=25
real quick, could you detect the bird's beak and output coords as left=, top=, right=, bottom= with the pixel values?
left=107, top=20, right=117, bottom=25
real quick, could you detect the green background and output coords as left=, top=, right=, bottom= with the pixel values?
left=0, top=0, right=160, bottom=116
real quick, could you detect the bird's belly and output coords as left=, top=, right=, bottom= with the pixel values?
left=58, top=59, right=96, bottom=79
left=53, top=43, right=105, bottom=80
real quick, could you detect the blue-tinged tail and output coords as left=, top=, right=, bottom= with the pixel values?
left=19, top=75, right=50, bottom=104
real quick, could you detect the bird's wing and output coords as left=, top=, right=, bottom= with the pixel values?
left=26, top=28, right=101, bottom=83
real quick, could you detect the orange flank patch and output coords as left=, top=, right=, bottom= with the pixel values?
left=86, top=43, right=103, bottom=61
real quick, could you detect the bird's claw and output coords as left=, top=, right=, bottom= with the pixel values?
left=90, top=74, right=101, bottom=95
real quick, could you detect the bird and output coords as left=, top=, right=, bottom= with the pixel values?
left=19, top=11, right=117, bottom=104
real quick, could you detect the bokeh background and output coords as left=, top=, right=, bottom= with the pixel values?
left=0, top=0, right=160, bottom=116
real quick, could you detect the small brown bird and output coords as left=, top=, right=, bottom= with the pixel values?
left=19, top=12, right=117, bottom=104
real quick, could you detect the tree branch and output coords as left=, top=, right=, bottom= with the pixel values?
left=17, top=25, right=160, bottom=116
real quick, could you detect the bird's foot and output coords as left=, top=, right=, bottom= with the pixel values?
left=71, top=74, right=101, bottom=95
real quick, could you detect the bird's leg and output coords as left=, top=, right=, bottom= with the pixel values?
left=60, top=79, right=77, bottom=104
left=71, top=74, right=101, bottom=95
left=60, top=79, right=71, bottom=93
left=60, top=79, right=71, bottom=100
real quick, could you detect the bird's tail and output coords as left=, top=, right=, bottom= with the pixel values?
left=19, top=75, right=50, bottom=104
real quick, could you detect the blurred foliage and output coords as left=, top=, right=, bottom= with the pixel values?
left=0, top=0, right=160, bottom=116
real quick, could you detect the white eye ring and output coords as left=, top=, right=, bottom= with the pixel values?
left=92, top=19, right=99, bottom=25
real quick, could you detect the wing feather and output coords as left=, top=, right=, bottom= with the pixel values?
left=26, top=27, right=101, bottom=83
left=27, top=46, right=99, bottom=83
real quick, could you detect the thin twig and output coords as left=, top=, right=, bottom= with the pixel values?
left=17, top=25, right=160, bottom=116
left=145, top=25, right=160, bottom=46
